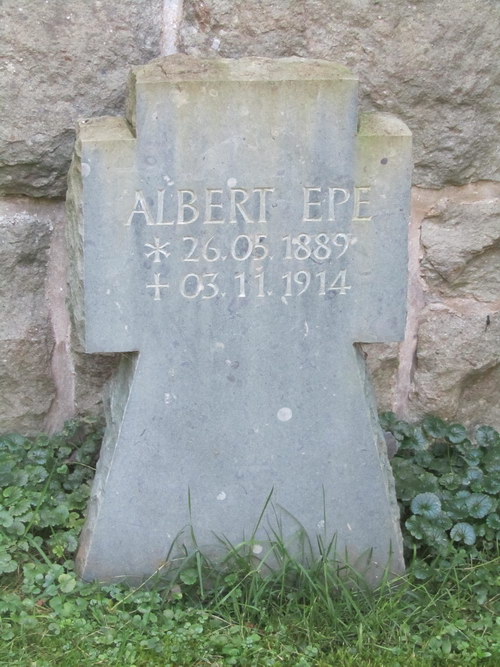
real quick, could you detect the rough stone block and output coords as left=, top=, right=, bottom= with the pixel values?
left=0, top=200, right=55, bottom=433
left=0, top=0, right=162, bottom=198
left=411, top=305, right=500, bottom=429
left=421, top=196, right=500, bottom=302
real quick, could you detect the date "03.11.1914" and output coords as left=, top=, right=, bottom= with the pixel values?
left=147, top=268, right=351, bottom=301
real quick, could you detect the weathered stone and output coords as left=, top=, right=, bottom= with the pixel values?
left=0, top=338, right=54, bottom=435
left=0, top=0, right=163, bottom=198
left=410, top=304, right=500, bottom=429
left=68, top=55, right=411, bottom=582
left=421, top=194, right=500, bottom=302
left=391, top=184, right=500, bottom=429
left=0, top=200, right=55, bottom=433
left=179, top=0, right=500, bottom=187
left=72, top=348, right=120, bottom=420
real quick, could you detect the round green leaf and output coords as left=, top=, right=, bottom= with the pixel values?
left=52, top=505, right=70, bottom=524
left=13, top=471, right=29, bottom=487
left=179, top=568, right=198, bottom=586
left=58, top=573, right=77, bottom=593
left=462, top=448, right=482, bottom=467
left=407, top=426, right=428, bottom=451
left=2, top=487, right=22, bottom=502
left=475, top=425, right=500, bottom=448
left=446, top=423, right=468, bottom=444
left=10, top=519, right=25, bottom=536
left=483, top=476, right=500, bottom=494
left=379, top=411, right=399, bottom=430
left=411, top=492, right=442, bottom=518
left=27, top=447, right=48, bottom=465
left=433, top=513, right=453, bottom=531
left=450, top=522, right=476, bottom=545
left=443, top=499, right=469, bottom=521
left=391, top=459, right=438, bottom=501
left=405, top=515, right=424, bottom=539
left=2, top=433, right=28, bottom=449
left=439, top=473, right=462, bottom=490
left=463, top=467, right=483, bottom=486
left=486, top=513, right=500, bottom=530
left=465, top=493, right=495, bottom=519
left=483, top=448, right=500, bottom=473
left=476, top=524, right=487, bottom=537
left=421, top=523, right=449, bottom=550
left=0, top=553, right=18, bottom=574
left=422, top=416, right=448, bottom=439
left=412, top=560, right=431, bottom=580
left=414, top=451, right=434, bottom=468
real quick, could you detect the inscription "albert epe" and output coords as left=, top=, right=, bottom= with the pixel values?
left=127, top=184, right=372, bottom=302
left=126, top=185, right=371, bottom=226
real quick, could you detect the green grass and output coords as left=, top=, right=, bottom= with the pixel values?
left=1, top=419, right=499, bottom=666
left=1, top=543, right=498, bottom=666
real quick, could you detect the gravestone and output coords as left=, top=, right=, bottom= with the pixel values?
left=67, top=56, right=412, bottom=583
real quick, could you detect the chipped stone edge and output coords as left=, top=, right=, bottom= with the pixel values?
left=355, top=345, right=405, bottom=577
left=132, top=54, right=358, bottom=83
left=65, top=135, right=86, bottom=351
left=76, top=353, right=138, bottom=581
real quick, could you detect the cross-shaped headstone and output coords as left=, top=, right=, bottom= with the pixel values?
left=68, top=56, right=411, bottom=583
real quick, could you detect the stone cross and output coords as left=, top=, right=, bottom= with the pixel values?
left=67, top=56, right=411, bottom=583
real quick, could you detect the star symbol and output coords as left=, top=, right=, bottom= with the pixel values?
left=145, top=238, right=170, bottom=262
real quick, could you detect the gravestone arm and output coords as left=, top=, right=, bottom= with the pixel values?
left=350, top=113, right=412, bottom=344
left=67, top=117, right=140, bottom=353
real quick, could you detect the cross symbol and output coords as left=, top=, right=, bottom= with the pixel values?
left=144, top=238, right=170, bottom=262
left=146, top=273, right=169, bottom=300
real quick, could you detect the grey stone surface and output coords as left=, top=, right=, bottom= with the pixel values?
left=179, top=0, right=500, bottom=188
left=0, top=199, right=55, bottom=433
left=68, top=55, right=412, bottom=582
left=0, top=0, right=162, bottom=198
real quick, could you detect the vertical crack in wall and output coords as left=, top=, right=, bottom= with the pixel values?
left=44, top=203, right=75, bottom=433
left=394, top=187, right=432, bottom=417
left=161, top=0, right=183, bottom=55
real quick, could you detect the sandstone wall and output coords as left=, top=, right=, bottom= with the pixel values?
left=1, top=0, right=498, bottom=434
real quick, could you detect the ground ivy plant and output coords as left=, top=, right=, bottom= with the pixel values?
left=381, top=413, right=500, bottom=559
left=0, top=418, right=102, bottom=575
